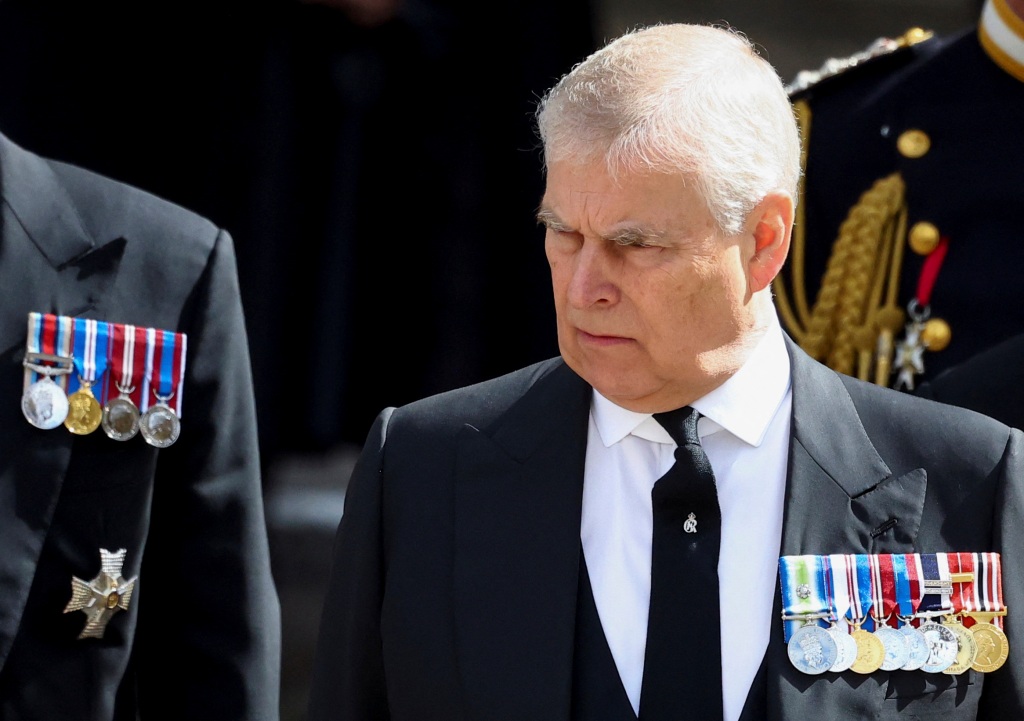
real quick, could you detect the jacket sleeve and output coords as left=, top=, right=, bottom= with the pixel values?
left=135, top=229, right=282, bottom=720
left=979, top=427, right=1024, bottom=719
left=307, top=407, right=393, bottom=720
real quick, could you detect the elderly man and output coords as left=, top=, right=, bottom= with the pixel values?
left=307, top=23, right=1023, bottom=721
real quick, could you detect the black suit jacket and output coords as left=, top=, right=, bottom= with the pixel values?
left=308, top=336, right=1024, bottom=720
left=0, top=132, right=281, bottom=719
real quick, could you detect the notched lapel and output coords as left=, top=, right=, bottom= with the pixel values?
left=851, top=467, right=926, bottom=552
left=0, top=136, right=126, bottom=356
left=453, top=362, right=590, bottom=721
left=782, top=338, right=926, bottom=555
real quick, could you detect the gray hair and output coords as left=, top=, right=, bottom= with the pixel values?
left=535, top=23, right=800, bottom=235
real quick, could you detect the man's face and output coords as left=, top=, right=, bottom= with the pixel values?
left=540, top=159, right=756, bottom=412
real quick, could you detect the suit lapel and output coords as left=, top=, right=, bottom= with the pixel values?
left=454, top=361, right=591, bottom=721
left=781, top=336, right=928, bottom=555
left=0, top=133, right=125, bottom=670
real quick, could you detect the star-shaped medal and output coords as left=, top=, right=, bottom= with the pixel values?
left=63, top=548, right=137, bottom=639
left=893, top=322, right=926, bottom=391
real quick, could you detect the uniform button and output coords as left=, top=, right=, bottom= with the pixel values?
left=922, top=318, right=951, bottom=352
left=897, top=129, right=931, bottom=158
left=908, top=221, right=940, bottom=254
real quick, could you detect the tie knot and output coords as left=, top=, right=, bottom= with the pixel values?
left=653, top=406, right=701, bottom=447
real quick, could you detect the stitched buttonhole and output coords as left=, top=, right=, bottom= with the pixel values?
left=871, top=517, right=899, bottom=538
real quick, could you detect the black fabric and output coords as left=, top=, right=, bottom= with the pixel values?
left=571, top=552, right=638, bottom=721
left=639, top=407, right=723, bottom=721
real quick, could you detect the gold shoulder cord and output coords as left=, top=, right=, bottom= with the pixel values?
left=774, top=100, right=909, bottom=385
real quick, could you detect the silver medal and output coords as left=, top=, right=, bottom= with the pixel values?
left=899, top=624, right=932, bottom=671
left=102, top=394, right=141, bottom=441
left=21, top=375, right=70, bottom=430
left=827, top=624, right=858, bottom=672
left=919, top=620, right=958, bottom=673
left=874, top=625, right=910, bottom=671
left=139, top=402, right=180, bottom=448
left=788, top=623, right=839, bottom=675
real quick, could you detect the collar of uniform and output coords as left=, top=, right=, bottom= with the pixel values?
left=591, top=316, right=792, bottom=448
left=979, top=0, right=1024, bottom=82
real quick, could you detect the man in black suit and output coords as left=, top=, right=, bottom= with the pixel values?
left=0, top=131, right=281, bottom=719
left=308, top=22, right=1023, bottom=720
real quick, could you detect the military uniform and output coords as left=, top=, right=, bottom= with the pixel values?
left=774, top=0, right=1024, bottom=390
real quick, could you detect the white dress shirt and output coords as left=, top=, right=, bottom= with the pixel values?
left=580, top=318, right=792, bottom=720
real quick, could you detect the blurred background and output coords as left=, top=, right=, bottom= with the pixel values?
left=0, top=0, right=981, bottom=717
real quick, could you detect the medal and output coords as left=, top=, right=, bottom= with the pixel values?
left=103, top=389, right=141, bottom=441
left=869, top=554, right=909, bottom=671
left=919, top=553, right=958, bottom=673
left=941, top=619, right=977, bottom=675
left=63, top=548, right=137, bottom=639
left=962, top=552, right=1010, bottom=673
left=850, top=626, right=886, bottom=674
left=843, top=554, right=884, bottom=674
left=969, top=620, right=1010, bottom=673
left=942, top=552, right=978, bottom=675
left=824, top=556, right=856, bottom=672
left=64, top=318, right=110, bottom=435
left=21, top=313, right=75, bottom=429
left=138, top=327, right=185, bottom=448
left=102, top=324, right=142, bottom=441
left=919, top=620, right=959, bottom=673
left=780, top=555, right=839, bottom=674
left=827, top=623, right=858, bottom=672
left=65, top=382, right=103, bottom=435
left=140, top=394, right=181, bottom=448
left=21, top=356, right=73, bottom=430
left=788, top=623, right=839, bottom=674
left=894, top=554, right=930, bottom=671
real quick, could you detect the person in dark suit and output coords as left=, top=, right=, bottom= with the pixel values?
left=0, top=131, right=281, bottom=719
left=307, top=22, right=1023, bottom=721
left=773, top=0, right=1024, bottom=392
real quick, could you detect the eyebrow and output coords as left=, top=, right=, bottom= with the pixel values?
left=536, top=207, right=665, bottom=245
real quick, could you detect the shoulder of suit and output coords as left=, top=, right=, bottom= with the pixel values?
left=47, top=157, right=221, bottom=245
left=787, top=27, right=937, bottom=100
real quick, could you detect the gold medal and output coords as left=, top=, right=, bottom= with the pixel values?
left=941, top=617, right=978, bottom=675
left=849, top=627, right=885, bottom=674
left=968, top=620, right=1010, bottom=673
left=64, top=381, right=103, bottom=435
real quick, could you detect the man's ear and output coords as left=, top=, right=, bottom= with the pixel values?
left=746, top=191, right=794, bottom=293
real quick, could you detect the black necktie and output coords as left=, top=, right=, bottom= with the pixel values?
left=638, top=406, right=723, bottom=721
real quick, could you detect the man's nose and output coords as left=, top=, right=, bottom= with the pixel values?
left=567, top=241, right=618, bottom=308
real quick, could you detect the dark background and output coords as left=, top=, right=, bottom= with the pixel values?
left=0, top=1, right=980, bottom=718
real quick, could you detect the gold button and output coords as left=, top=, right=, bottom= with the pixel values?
left=897, top=129, right=931, bottom=158
left=908, top=221, right=940, bottom=254
left=900, top=27, right=934, bottom=47
left=922, top=318, right=951, bottom=352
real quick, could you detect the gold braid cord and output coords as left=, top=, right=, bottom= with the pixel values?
left=775, top=101, right=909, bottom=384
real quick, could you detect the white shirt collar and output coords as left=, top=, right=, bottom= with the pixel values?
left=591, top=317, right=792, bottom=448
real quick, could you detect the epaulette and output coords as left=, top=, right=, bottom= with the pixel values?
left=786, top=27, right=934, bottom=98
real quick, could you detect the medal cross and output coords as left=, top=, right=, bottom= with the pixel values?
left=63, top=548, right=137, bottom=639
